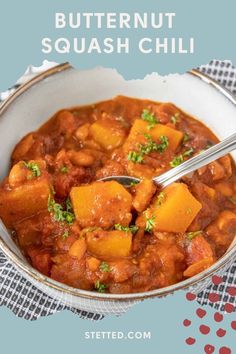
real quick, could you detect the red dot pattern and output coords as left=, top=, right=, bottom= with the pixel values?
left=186, top=292, right=196, bottom=301
left=216, top=328, right=226, bottom=338
left=212, top=275, right=223, bottom=285
left=183, top=319, right=191, bottom=327
left=227, top=287, right=236, bottom=296
left=183, top=274, right=235, bottom=353
left=196, top=308, right=207, bottom=318
left=219, top=347, right=231, bottom=354
left=208, top=293, right=221, bottom=303
left=199, top=324, right=211, bottom=335
left=214, top=312, right=223, bottom=322
left=224, top=303, right=234, bottom=313
left=185, top=337, right=196, bottom=345
left=204, top=344, right=215, bottom=353
left=231, top=321, right=236, bottom=330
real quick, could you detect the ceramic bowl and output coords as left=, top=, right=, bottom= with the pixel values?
left=0, top=63, right=236, bottom=315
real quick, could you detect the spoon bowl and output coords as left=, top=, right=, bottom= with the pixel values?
left=99, top=132, right=236, bottom=188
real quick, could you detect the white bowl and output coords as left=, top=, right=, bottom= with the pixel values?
left=0, top=63, right=236, bottom=315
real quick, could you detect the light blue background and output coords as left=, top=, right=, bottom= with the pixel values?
left=0, top=0, right=236, bottom=90
left=1, top=291, right=235, bottom=354
left=0, top=0, right=236, bottom=353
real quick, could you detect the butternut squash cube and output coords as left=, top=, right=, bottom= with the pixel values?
left=70, top=181, right=132, bottom=228
left=152, top=183, right=202, bottom=233
left=90, top=119, right=126, bottom=150
left=86, top=229, right=132, bottom=259
left=124, top=119, right=183, bottom=153
left=0, top=178, right=51, bottom=228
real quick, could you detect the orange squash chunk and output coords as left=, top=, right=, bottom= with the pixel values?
left=70, top=181, right=132, bottom=228
left=152, top=183, right=202, bottom=233
left=124, top=119, right=183, bottom=152
left=90, top=119, right=126, bottom=150
left=0, top=178, right=51, bottom=228
left=86, top=229, right=132, bottom=260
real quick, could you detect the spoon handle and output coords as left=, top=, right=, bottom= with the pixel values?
left=154, top=132, right=236, bottom=188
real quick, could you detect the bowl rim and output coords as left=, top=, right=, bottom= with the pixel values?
left=0, top=63, right=236, bottom=302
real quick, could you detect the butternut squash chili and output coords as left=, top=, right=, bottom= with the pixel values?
left=0, top=96, right=236, bottom=294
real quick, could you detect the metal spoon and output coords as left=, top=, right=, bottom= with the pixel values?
left=99, top=132, right=236, bottom=188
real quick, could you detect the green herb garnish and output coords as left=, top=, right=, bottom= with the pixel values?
left=94, top=280, right=107, bottom=293
left=145, top=215, right=156, bottom=233
left=130, top=180, right=139, bottom=187
left=170, top=155, right=184, bottom=167
left=114, top=224, right=139, bottom=234
left=170, top=148, right=194, bottom=168
left=183, top=133, right=190, bottom=143
left=171, top=113, right=180, bottom=125
left=128, top=135, right=169, bottom=163
left=23, top=161, right=41, bottom=177
left=139, top=134, right=169, bottom=155
left=99, top=262, right=111, bottom=273
left=66, top=197, right=73, bottom=212
left=183, top=148, right=194, bottom=157
left=187, top=230, right=202, bottom=240
left=60, top=166, right=69, bottom=174
left=156, top=192, right=165, bottom=206
left=62, top=231, right=69, bottom=239
left=48, top=197, right=75, bottom=224
left=141, top=109, right=159, bottom=129
left=141, top=135, right=169, bottom=154
left=127, top=151, right=144, bottom=164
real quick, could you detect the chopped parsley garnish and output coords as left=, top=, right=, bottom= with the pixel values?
left=114, top=224, right=139, bottom=234
left=128, top=135, right=169, bottom=164
left=130, top=180, right=139, bottom=187
left=127, top=151, right=144, bottom=164
left=183, top=148, right=194, bottom=157
left=158, top=136, right=169, bottom=152
left=140, top=134, right=169, bottom=155
left=145, top=215, right=156, bottom=233
left=171, top=113, right=180, bottom=125
left=60, top=166, right=69, bottom=174
left=23, top=161, right=41, bottom=177
left=48, top=197, right=75, bottom=224
left=170, top=148, right=194, bottom=168
left=141, top=109, right=159, bottom=129
left=66, top=197, right=73, bottom=212
left=99, top=262, right=111, bottom=273
left=186, top=230, right=202, bottom=240
left=156, top=192, right=165, bottom=206
left=183, top=133, right=190, bottom=143
left=94, top=280, right=107, bottom=293
left=62, top=231, right=69, bottom=239
left=170, top=155, right=184, bottom=167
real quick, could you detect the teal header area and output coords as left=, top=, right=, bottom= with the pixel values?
left=0, top=0, right=236, bottom=90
